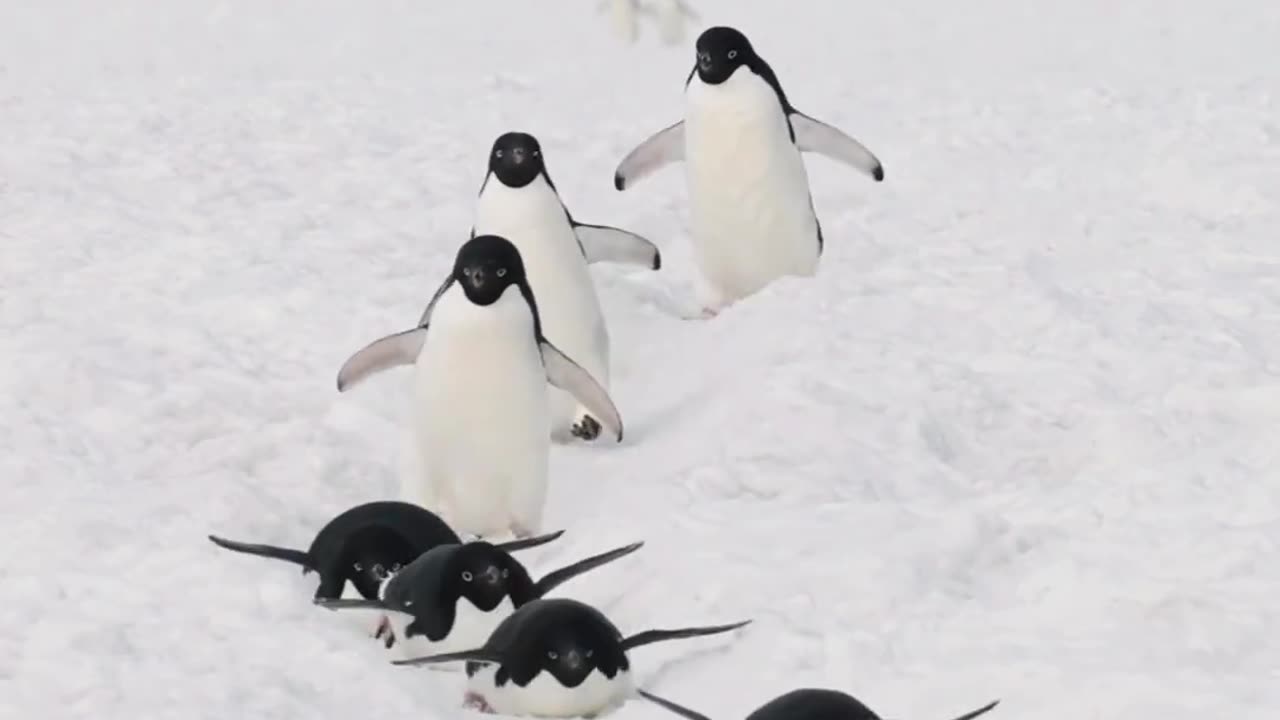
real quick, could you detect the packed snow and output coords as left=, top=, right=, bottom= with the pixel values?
left=3, top=1, right=1279, bottom=718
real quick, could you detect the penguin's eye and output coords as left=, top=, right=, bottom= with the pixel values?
left=547, top=651, right=558, bottom=660
left=501, top=568, right=509, bottom=578
left=404, top=599, right=413, bottom=607
left=353, top=562, right=363, bottom=572
left=391, top=563, right=403, bottom=572
left=728, top=50, right=738, bottom=59
left=585, top=649, right=593, bottom=658
left=496, top=268, right=507, bottom=278
left=532, top=150, right=540, bottom=157
left=462, top=571, right=473, bottom=582
left=495, top=149, right=503, bottom=158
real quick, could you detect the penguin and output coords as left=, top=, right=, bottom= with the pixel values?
left=418, top=132, right=657, bottom=443
left=639, top=687, right=1001, bottom=720
left=207, top=500, right=564, bottom=643
left=335, top=234, right=624, bottom=541
left=391, top=597, right=752, bottom=718
left=612, top=25, right=884, bottom=316
left=316, top=540, right=643, bottom=663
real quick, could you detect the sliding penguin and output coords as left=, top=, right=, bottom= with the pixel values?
left=336, top=234, right=623, bottom=540
left=207, top=500, right=564, bottom=641
left=316, top=540, right=643, bottom=662
left=424, top=132, right=657, bottom=442
left=393, top=597, right=752, bottom=718
left=640, top=688, right=1001, bottom=720
left=613, top=25, right=884, bottom=315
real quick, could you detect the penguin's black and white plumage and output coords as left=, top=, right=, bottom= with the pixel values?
left=392, top=597, right=752, bottom=718
left=317, top=540, right=643, bottom=662
left=418, top=132, right=657, bottom=443
left=335, top=235, right=623, bottom=541
left=640, top=687, right=1001, bottom=720
left=207, top=501, right=564, bottom=642
left=613, top=25, right=884, bottom=315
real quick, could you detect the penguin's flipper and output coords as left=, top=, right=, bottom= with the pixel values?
left=946, top=700, right=1001, bottom=720
left=336, top=327, right=428, bottom=392
left=614, top=121, right=685, bottom=191
left=494, top=529, right=566, bottom=552
left=532, top=541, right=644, bottom=597
left=620, top=619, right=751, bottom=651
left=789, top=111, right=884, bottom=182
left=417, top=277, right=455, bottom=328
left=313, top=598, right=390, bottom=611
left=391, top=648, right=502, bottom=667
left=573, top=222, right=662, bottom=270
left=538, top=339, right=624, bottom=442
left=637, top=690, right=714, bottom=720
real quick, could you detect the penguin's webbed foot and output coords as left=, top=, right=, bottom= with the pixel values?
left=374, top=615, right=396, bottom=649
left=464, top=691, right=496, bottom=714
left=571, top=415, right=602, bottom=441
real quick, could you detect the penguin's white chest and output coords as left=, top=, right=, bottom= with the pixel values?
left=385, top=596, right=516, bottom=663
left=470, top=663, right=633, bottom=717
left=683, top=70, right=820, bottom=302
left=474, top=179, right=610, bottom=429
left=411, top=287, right=550, bottom=535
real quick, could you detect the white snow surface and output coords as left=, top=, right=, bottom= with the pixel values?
left=3, top=1, right=1280, bottom=718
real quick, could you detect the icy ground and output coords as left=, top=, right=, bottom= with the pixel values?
left=3, top=1, right=1280, bottom=718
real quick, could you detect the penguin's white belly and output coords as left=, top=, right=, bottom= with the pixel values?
left=475, top=182, right=611, bottom=432
left=684, top=73, right=820, bottom=303
left=385, top=597, right=516, bottom=663
left=410, top=289, right=550, bottom=537
left=470, top=664, right=632, bottom=717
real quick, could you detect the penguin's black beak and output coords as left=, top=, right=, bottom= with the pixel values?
left=465, top=265, right=487, bottom=290
left=563, top=649, right=583, bottom=670
left=480, top=565, right=502, bottom=586
left=509, top=147, right=527, bottom=165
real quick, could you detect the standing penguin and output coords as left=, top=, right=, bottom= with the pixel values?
left=336, top=235, right=623, bottom=541
left=316, top=540, right=643, bottom=661
left=421, top=132, right=658, bottom=443
left=613, top=25, right=884, bottom=316
left=393, top=597, right=752, bottom=718
left=640, top=687, right=1001, bottom=720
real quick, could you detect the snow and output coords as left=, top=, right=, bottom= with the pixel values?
left=3, top=0, right=1279, bottom=718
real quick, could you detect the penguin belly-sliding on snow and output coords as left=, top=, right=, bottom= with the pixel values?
left=393, top=597, right=751, bottom=718
left=614, top=25, right=885, bottom=316
left=207, top=501, right=564, bottom=644
left=641, top=687, right=1001, bottom=720
left=317, top=539, right=643, bottom=663
left=336, top=234, right=623, bottom=541
left=423, top=131, right=658, bottom=443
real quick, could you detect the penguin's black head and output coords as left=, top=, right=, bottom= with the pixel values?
left=536, top=625, right=613, bottom=688
left=447, top=542, right=525, bottom=612
left=452, top=234, right=527, bottom=306
left=340, top=527, right=417, bottom=599
left=694, top=26, right=755, bottom=85
left=489, top=132, right=546, bottom=189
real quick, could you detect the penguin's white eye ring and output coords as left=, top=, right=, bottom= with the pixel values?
left=404, top=599, right=413, bottom=607
left=391, top=563, right=403, bottom=572
left=462, top=571, right=473, bottom=582
left=496, top=268, right=507, bottom=278
left=495, top=149, right=503, bottom=158
left=547, top=651, right=558, bottom=660
left=533, top=150, right=540, bottom=157
left=728, top=50, right=738, bottom=59
left=585, top=649, right=593, bottom=658
left=353, top=563, right=363, bottom=571
left=501, top=568, right=509, bottom=578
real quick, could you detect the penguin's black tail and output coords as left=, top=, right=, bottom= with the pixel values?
left=208, top=534, right=312, bottom=570
left=620, top=619, right=751, bottom=651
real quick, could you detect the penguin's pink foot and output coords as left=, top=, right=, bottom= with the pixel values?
left=464, top=692, right=495, bottom=713
left=373, top=615, right=396, bottom=649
